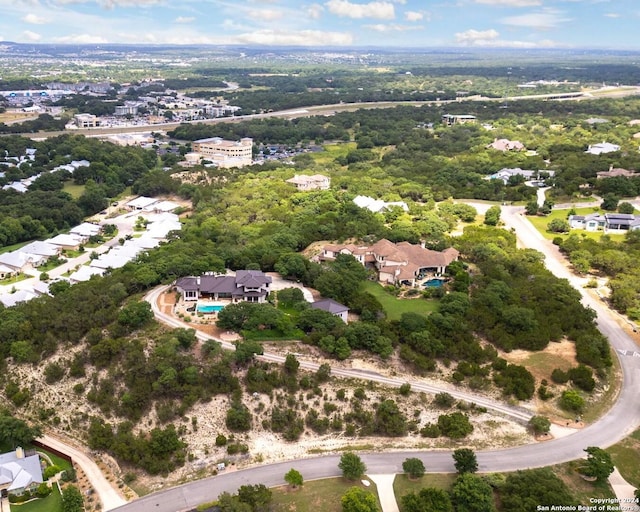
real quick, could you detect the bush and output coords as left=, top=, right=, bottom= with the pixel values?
left=560, top=390, right=585, bottom=413
left=43, top=464, right=62, bottom=479
left=437, top=412, right=473, bottom=439
left=551, top=368, right=569, bottom=384
left=420, top=423, right=441, bottom=438
left=215, top=434, right=227, bottom=446
left=36, top=483, right=52, bottom=498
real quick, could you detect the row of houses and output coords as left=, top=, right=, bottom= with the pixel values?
left=568, top=213, right=640, bottom=233
left=0, top=222, right=102, bottom=278
left=2, top=156, right=90, bottom=194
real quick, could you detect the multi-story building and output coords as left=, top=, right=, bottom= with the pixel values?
left=192, top=137, right=253, bottom=168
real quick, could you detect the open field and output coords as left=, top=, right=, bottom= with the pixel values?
left=62, top=182, right=86, bottom=199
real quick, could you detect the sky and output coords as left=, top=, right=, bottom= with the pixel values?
left=0, top=0, right=638, bottom=49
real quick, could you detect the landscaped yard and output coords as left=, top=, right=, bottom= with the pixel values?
left=16, top=485, right=62, bottom=512
left=526, top=207, right=626, bottom=242
left=393, top=473, right=456, bottom=500
left=361, top=281, right=438, bottom=321
left=271, top=478, right=380, bottom=512
left=62, top=182, right=85, bottom=199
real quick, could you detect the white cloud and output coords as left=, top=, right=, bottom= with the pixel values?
left=235, top=29, right=353, bottom=46
left=23, top=30, right=42, bottom=41
left=174, top=16, right=195, bottom=23
left=53, top=0, right=163, bottom=7
left=325, top=0, right=395, bottom=20
left=23, top=13, right=48, bottom=24
left=455, top=28, right=557, bottom=47
left=455, top=28, right=500, bottom=45
left=405, top=11, right=424, bottom=22
left=307, top=3, right=324, bottom=19
left=365, top=23, right=420, bottom=32
left=604, top=13, right=620, bottom=18
left=474, top=0, right=541, bottom=6
left=54, top=33, right=109, bottom=43
left=247, top=8, right=284, bottom=21
left=500, top=9, right=571, bottom=29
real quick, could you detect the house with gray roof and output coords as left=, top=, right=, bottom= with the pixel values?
left=0, top=448, right=43, bottom=496
left=176, top=270, right=272, bottom=303
left=311, top=298, right=349, bottom=323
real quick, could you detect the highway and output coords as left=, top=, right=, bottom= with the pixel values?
left=106, top=206, right=640, bottom=512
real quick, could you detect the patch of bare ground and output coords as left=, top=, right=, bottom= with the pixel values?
left=500, top=339, right=578, bottom=383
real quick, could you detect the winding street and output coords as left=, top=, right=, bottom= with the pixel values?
left=106, top=205, right=640, bottom=512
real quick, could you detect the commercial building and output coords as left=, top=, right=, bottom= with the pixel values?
left=192, top=137, right=253, bottom=168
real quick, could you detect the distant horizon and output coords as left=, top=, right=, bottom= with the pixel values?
left=1, top=41, right=640, bottom=53
left=0, top=0, right=638, bottom=50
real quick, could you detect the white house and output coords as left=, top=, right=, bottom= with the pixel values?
left=353, top=195, right=409, bottom=214
left=0, top=447, right=44, bottom=496
left=286, top=174, right=331, bottom=191
left=586, top=142, right=620, bottom=155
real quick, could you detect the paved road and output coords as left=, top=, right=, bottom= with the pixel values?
left=39, top=434, right=127, bottom=511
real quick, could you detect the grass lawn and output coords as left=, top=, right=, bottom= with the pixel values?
left=15, top=485, right=62, bottom=512
left=0, top=273, right=29, bottom=285
left=242, top=328, right=305, bottom=341
left=310, top=143, right=356, bottom=165
left=393, top=473, right=456, bottom=500
left=607, top=428, right=640, bottom=487
left=0, top=240, right=30, bottom=255
left=526, top=207, right=626, bottom=242
left=271, top=477, right=380, bottom=512
left=552, top=461, right=617, bottom=504
left=361, top=281, right=438, bottom=321
left=62, top=182, right=85, bottom=199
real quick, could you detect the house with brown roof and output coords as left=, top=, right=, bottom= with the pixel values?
left=320, top=239, right=459, bottom=286
left=487, top=138, right=525, bottom=152
left=286, top=174, right=330, bottom=191
left=596, top=166, right=639, bottom=179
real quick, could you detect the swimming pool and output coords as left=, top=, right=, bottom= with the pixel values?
left=197, top=304, right=225, bottom=313
left=423, top=279, right=445, bottom=288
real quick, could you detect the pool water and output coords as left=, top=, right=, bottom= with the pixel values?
left=197, top=304, right=225, bottom=313
left=423, top=279, right=445, bottom=288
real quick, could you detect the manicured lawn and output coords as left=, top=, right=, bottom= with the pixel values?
left=16, top=485, right=62, bottom=512
left=393, top=473, right=456, bottom=501
left=271, top=477, right=380, bottom=512
left=0, top=273, right=29, bottom=285
left=0, top=240, right=30, bottom=255
left=62, top=182, right=85, bottom=199
left=526, top=207, right=626, bottom=242
left=361, top=281, right=438, bottom=321
left=607, top=428, right=640, bottom=487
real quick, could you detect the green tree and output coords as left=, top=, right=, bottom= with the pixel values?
left=374, top=399, right=407, bottom=436
left=341, top=486, right=379, bottom=512
left=500, top=468, right=576, bottom=512
left=582, top=447, right=614, bottom=482
left=402, top=457, right=426, bottom=478
left=284, top=353, right=300, bottom=375
left=61, top=485, right=84, bottom=512
left=339, top=452, right=367, bottom=481
left=450, top=473, right=497, bottom=512
left=525, top=200, right=539, bottom=216
left=0, top=414, right=42, bottom=447
left=547, top=218, right=570, bottom=233
left=484, top=205, right=501, bottom=226
left=284, top=468, right=303, bottom=488
left=453, top=448, right=478, bottom=474
left=236, top=484, right=272, bottom=511
left=437, top=412, right=473, bottom=439
left=117, top=301, right=153, bottom=329
left=601, top=194, right=620, bottom=211
left=528, top=416, right=551, bottom=435
left=618, top=202, right=635, bottom=214
left=560, top=389, right=585, bottom=413
left=401, top=488, right=453, bottom=512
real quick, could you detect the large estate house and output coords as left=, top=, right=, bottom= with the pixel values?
left=175, top=270, right=272, bottom=303
left=286, top=174, right=330, bottom=191
left=320, top=239, right=459, bottom=286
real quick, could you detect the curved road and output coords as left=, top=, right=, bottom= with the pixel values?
left=109, top=209, right=640, bottom=512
